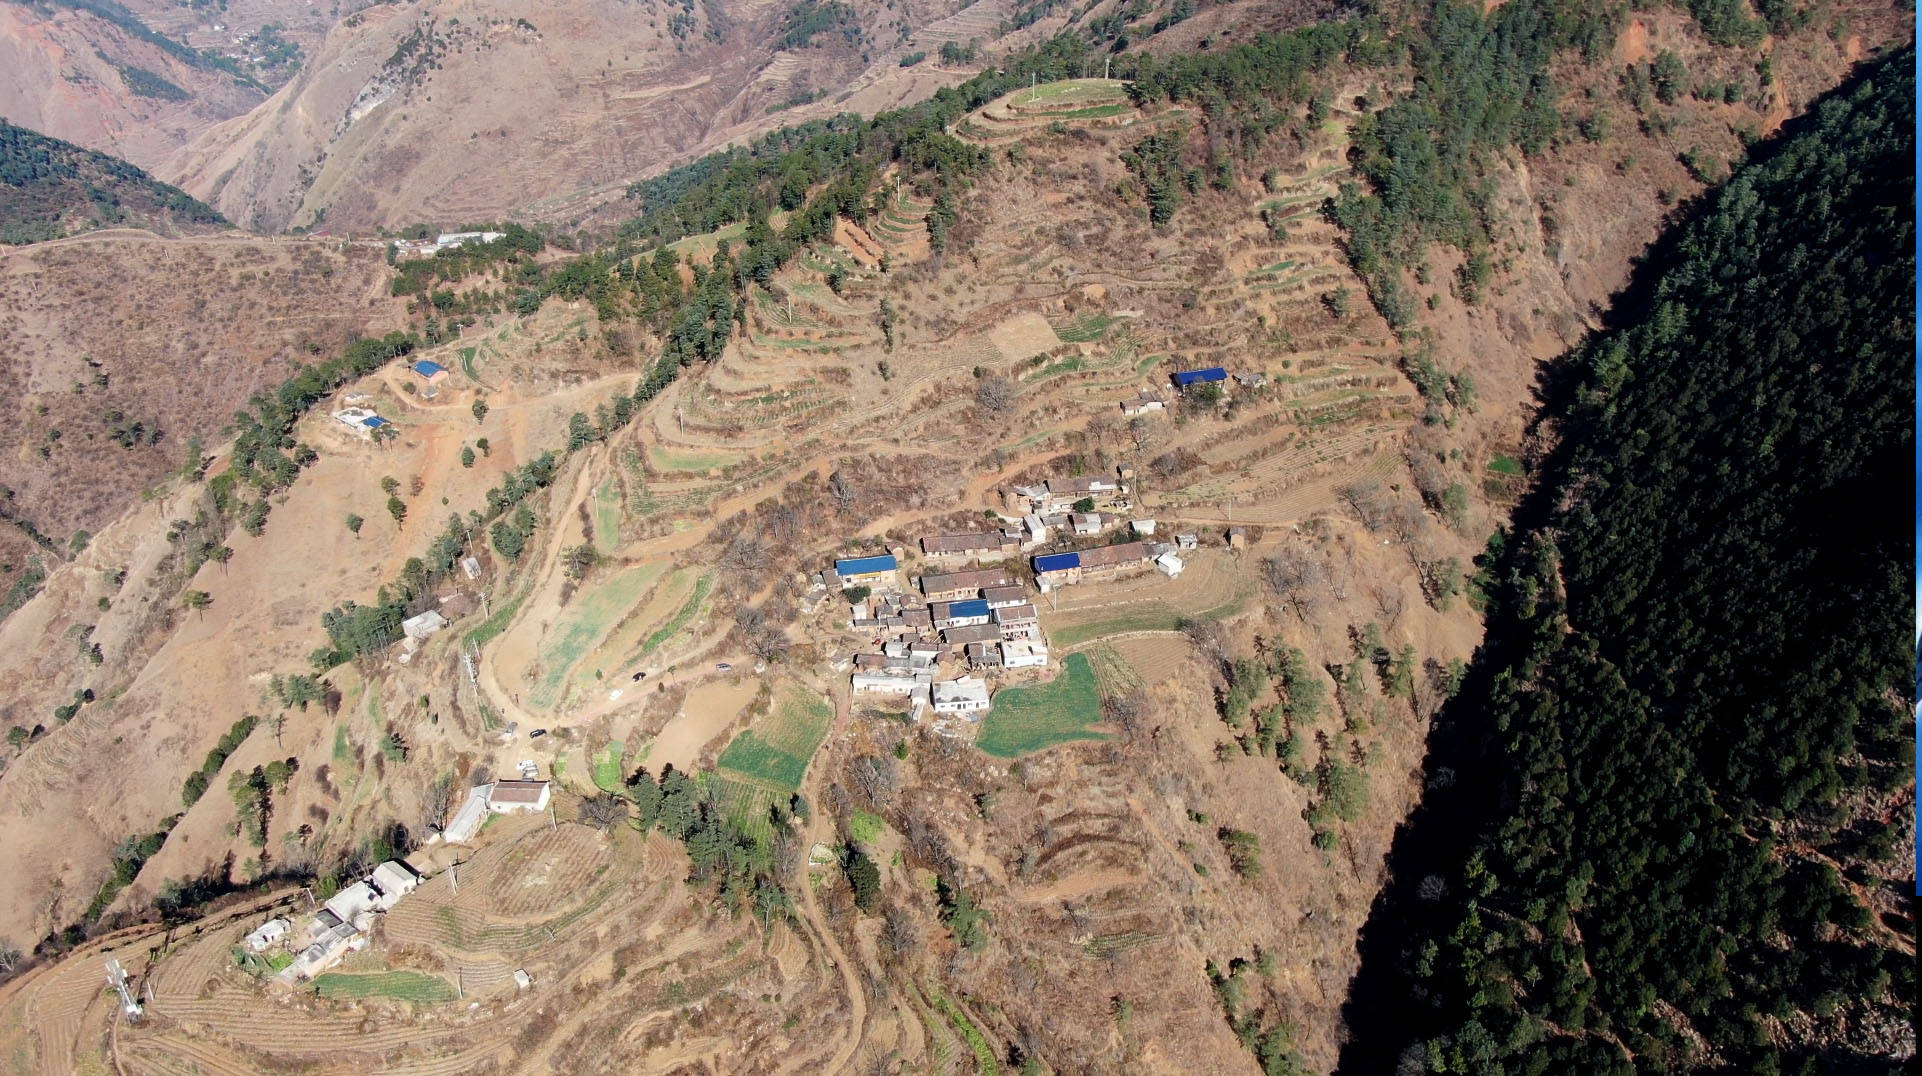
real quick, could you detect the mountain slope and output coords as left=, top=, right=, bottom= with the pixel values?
left=165, top=0, right=999, bottom=233
left=0, top=119, right=225, bottom=243
left=1340, top=48, right=1916, bottom=1074
left=0, top=0, right=268, bottom=174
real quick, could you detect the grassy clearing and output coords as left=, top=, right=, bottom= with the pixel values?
left=1488, top=454, right=1525, bottom=476
left=850, top=808, right=886, bottom=844
left=593, top=741, right=625, bottom=793
left=976, top=652, right=1108, bottom=758
left=530, top=564, right=665, bottom=708
left=1010, top=78, right=1126, bottom=107
left=1024, top=356, right=1085, bottom=382
left=593, top=477, right=622, bottom=548
left=1050, top=609, right=1184, bottom=647
left=313, top=971, right=455, bottom=1003
left=458, top=346, right=480, bottom=380
left=717, top=686, right=832, bottom=792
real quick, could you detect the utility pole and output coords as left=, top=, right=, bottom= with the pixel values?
left=1104, top=56, right=1111, bottom=81
left=449, top=861, right=458, bottom=897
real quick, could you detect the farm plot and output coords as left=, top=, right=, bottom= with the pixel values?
left=456, top=823, right=614, bottom=919
left=715, top=685, right=832, bottom=793
left=975, top=652, right=1109, bottom=758
left=312, top=971, right=456, bottom=1003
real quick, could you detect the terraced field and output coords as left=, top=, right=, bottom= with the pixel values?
left=975, top=652, right=1109, bottom=758
left=715, top=684, right=833, bottom=793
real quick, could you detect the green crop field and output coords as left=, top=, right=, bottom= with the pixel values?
left=593, top=741, right=625, bottom=792
left=649, top=444, right=746, bottom=473
left=976, top=652, right=1109, bottom=758
left=1051, top=103, right=1128, bottom=120
left=1053, top=312, right=1116, bottom=343
left=636, top=572, right=712, bottom=660
left=717, top=686, right=832, bottom=792
left=465, top=586, right=528, bottom=648
left=313, top=971, right=455, bottom=1003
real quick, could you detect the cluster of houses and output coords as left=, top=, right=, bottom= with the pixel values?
left=243, top=858, right=422, bottom=983
left=825, top=553, right=1050, bottom=725
left=392, top=231, right=508, bottom=258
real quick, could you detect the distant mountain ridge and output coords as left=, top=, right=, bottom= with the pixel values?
left=0, top=120, right=225, bottom=244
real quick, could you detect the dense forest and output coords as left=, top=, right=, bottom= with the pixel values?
left=1340, top=47, right=1915, bottom=1075
left=0, top=121, right=226, bottom=244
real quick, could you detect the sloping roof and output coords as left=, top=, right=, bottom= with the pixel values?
left=412, top=360, right=448, bottom=378
left=942, top=624, right=1002, bottom=645
left=921, top=532, right=1006, bottom=554
left=1172, top=367, right=1228, bottom=386
left=920, top=567, right=1010, bottom=592
left=982, top=585, right=1027, bottom=604
left=1034, top=551, right=1081, bottom=573
left=835, top=554, right=898, bottom=576
left=490, top=779, right=549, bottom=805
left=1078, top=541, right=1152, bottom=568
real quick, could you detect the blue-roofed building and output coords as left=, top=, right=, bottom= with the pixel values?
left=412, top=360, right=449, bottom=381
left=362, top=415, right=389, bottom=429
left=931, top=598, right=992, bottom=630
left=1033, top=551, right=1082, bottom=591
left=1171, top=367, right=1228, bottom=389
left=835, top=554, right=899, bottom=588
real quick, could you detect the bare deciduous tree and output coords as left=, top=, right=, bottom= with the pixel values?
left=1264, top=547, right=1329, bottom=621
left=1337, top=479, right=1391, bottom=532
left=975, top=376, right=1018, bottom=415
left=579, top=793, right=630, bottom=832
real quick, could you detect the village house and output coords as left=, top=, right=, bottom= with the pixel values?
left=244, top=917, right=291, bottom=953
left=932, top=678, right=992, bottom=715
left=1172, top=367, right=1229, bottom=394
left=402, top=609, right=449, bottom=642
left=1002, top=640, right=1050, bottom=669
left=487, top=779, right=551, bottom=814
left=1176, top=533, right=1199, bottom=551
left=1072, top=513, right=1105, bottom=536
left=835, top=554, right=900, bottom=589
left=852, top=672, right=922, bottom=696
left=1022, top=514, right=1050, bottom=546
left=920, top=532, right=1017, bottom=561
left=931, top=598, right=992, bottom=630
left=1120, top=390, right=1166, bottom=417
left=982, top=585, right=1028, bottom=609
left=330, top=407, right=391, bottom=440
left=1132, top=519, right=1157, bottom=536
left=942, top=623, right=1002, bottom=649
left=1032, top=541, right=1155, bottom=591
left=1156, top=551, right=1186, bottom=578
left=920, top=566, right=1012, bottom=601
left=965, top=641, right=1004, bottom=668
left=1234, top=371, right=1269, bottom=388
left=992, top=603, right=1039, bottom=638
left=371, top=861, right=421, bottom=907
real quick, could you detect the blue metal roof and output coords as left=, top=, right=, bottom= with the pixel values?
left=361, top=415, right=389, bottom=428
left=1034, top=552, right=1081, bottom=573
left=836, top=554, right=898, bottom=575
left=412, top=360, right=447, bottom=377
left=948, top=599, right=990, bottom=618
left=1172, top=367, right=1228, bottom=386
